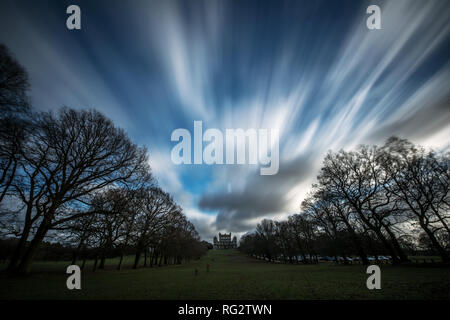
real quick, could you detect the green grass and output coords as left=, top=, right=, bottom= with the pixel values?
left=1, top=250, right=449, bottom=299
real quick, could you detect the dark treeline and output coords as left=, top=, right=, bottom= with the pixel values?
left=0, top=44, right=206, bottom=275
left=240, top=138, right=449, bottom=265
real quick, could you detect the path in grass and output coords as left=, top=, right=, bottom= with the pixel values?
left=1, top=249, right=449, bottom=299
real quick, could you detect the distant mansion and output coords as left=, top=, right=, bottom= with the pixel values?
left=213, top=233, right=237, bottom=249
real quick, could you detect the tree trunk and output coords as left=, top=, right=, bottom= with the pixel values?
left=420, top=220, right=449, bottom=263
left=374, top=228, right=401, bottom=264
left=150, top=250, right=155, bottom=267
left=6, top=221, right=32, bottom=272
left=71, top=251, right=78, bottom=265
left=71, top=239, right=85, bottom=265
left=384, top=225, right=409, bottom=262
left=354, top=207, right=401, bottom=264
left=7, top=235, right=26, bottom=272
left=16, top=225, right=47, bottom=275
left=99, top=254, right=106, bottom=269
left=92, top=255, right=99, bottom=272
left=342, top=253, right=349, bottom=265
left=117, top=254, right=124, bottom=270
left=133, top=250, right=141, bottom=269
left=341, top=219, right=369, bottom=265
left=358, top=250, right=369, bottom=265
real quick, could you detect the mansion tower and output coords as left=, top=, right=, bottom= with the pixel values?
left=213, top=233, right=237, bottom=249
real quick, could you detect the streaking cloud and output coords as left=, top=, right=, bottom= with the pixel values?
left=0, top=0, right=448, bottom=241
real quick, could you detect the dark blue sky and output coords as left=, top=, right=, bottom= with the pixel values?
left=1, top=0, right=449, bottom=241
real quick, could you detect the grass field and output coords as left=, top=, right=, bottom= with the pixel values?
left=1, top=250, right=449, bottom=300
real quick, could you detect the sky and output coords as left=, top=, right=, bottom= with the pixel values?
left=0, top=0, right=449, bottom=242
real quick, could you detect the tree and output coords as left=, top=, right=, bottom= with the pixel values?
left=9, top=108, right=151, bottom=274
left=380, top=137, right=449, bottom=262
left=318, top=146, right=409, bottom=264
left=288, top=214, right=318, bottom=264
left=90, top=188, right=132, bottom=270
left=131, top=187, right=177, bottom=269
left=274, top=221, right=296, bottom=263
left=66, top=212, right=98, bottom=266
left=303, top=187, right=370, bottom=264
left=255, top=219, right=279, bottom=262
left=0, top=46, right=207, bottom=274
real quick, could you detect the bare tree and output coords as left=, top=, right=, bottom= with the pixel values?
left=90, top=188, right=132, bottom=270
left=380, top=137, right=449, bottom=262
left=131, top=187, right=177, bottom=269
left=274, top=221, right=296, bottom=263
left=9, top=108, right=151, bottom=275
left=255, top=219, right=277, bottom=262
left=318, top=147, right=409, bottom=264
left=242, top=137, right=448, bottom=265
left=65, top=213, right=98, bottom=266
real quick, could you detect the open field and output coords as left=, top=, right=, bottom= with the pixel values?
left=1, top=250, right=449, bottom=300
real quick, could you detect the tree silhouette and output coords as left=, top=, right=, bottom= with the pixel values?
left=0, top=44, right=31, bottom=207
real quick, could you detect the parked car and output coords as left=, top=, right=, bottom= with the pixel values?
left=377, top=255, right=391, bottom=261
left=337, top=256, right=353, bottom=262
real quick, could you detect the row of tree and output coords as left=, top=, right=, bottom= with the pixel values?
left=240, top=138, right=449, bottom=264
left=0, top=43, right=206, bottom=275
left=67, top=186, right=206, bottom=271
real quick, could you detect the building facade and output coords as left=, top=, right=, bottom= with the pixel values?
left=213, top=233, right=237, bottom=249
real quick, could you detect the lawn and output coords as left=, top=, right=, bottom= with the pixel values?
left=1, top=250, right=449, bottom=300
